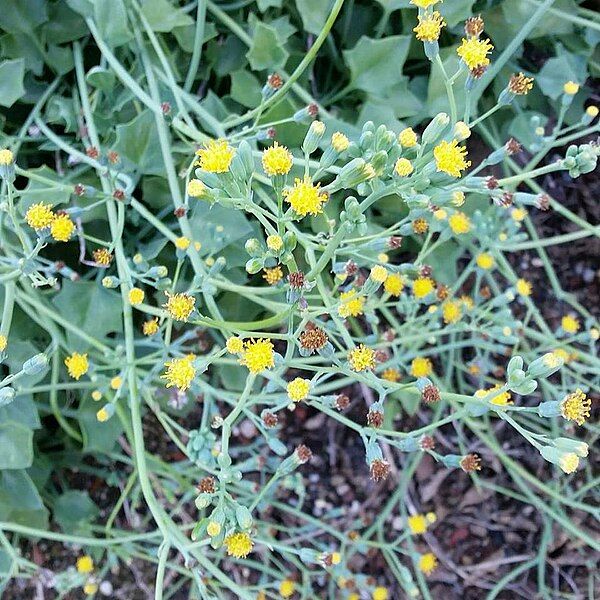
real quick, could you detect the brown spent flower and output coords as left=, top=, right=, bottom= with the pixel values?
left=262, top=411, right=278, bottom=428
left=480, top=285, right=491, bottom=299
left=197, top=476, right=216, bottom=494
left=345, top=260, right=358, bottom=277
left=505, top=138, right=522, bottom=155
left=367, top=408, right=384, bottom=428
left=465, top=15, right=485, bottom=38
left=370, top=459, right=390, bottom=482
left=295, top=444, right=313, bottom=464
left=388, top=236, right=403, bottom=249
left=470, top=65, right=488, bottom=79
left=113, top=189, right=125, bottom=201
left=460, top=453, right=482, bottom=472
left=174, top=206, right=187, bottom=218
left=86, top=146, right=99, bottom=159
left=307, top=103, right=319, bottom=118
left=500, top=192, right=514, bottom=207
left=161, top=101, right=171, bottom=114
left=383, top=329, right=396, bottom=343
left=436, top=284, right=450, bottom=301
left=508, top=73, right=534, bottom=95
left=419, top=435, right=436, bottom=450
left=288, top=271, right=306, bottom=289
left=299, top=326, right=328, bottom=352
left=335, top=394, right=350, bottom=410
left=422, top=384, right=441, bottom=404
left=267, top=73, right=283, bottom=89
left=420, top=265, right=432, bottom=278
left=536, top=194, right=550, bottom=211
left=486, top=176, right=499, bottom=190
left=107, top=150, right=120, bottom=164
left=266, top=127, right=277, bottom=139
left=74, top=183, right=86, bottom=196
left=374, top=349, right=389, bottom=363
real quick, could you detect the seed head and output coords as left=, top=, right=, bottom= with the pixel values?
left=369, top=459, right=390, bottom=482
left=460, top=453, right=482, bottom=472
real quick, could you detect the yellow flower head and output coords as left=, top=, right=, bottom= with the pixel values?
left=399, top=127, right=418, bottom=148
left=76, top=555, right=94, bottom=574
left=0, top=334, right=7, bottom=352
left=224, top=532, right=253, bottom=559
left=434, top=140, right=471, bottom=178
left=394, top=157, right=414, bottom=177
left=96, top=405, right=112, bottom=422
left=384, top=273, right=404, bottom=297
left=263, top=266, right=284, bottom=285
left=348, top=344, right=376, bottom=372
left=187, top=178, right=207, bottom=197
left=196, top=139, right=235, bottom=173
left=93, top=248, right=112, bottom=266
left=413, top=11, right=446, bottom=42
left=128, top=287, right=145, bottom=306
left=164, top=292, right=195, bottom=321
left=561, top=314, right=580, bottom=334
left=476, top=253, right=494, bottom=270
left=266, top=234, right=284, bottom=251
left=372, top=587, right=389, bottom=600
left=442, top=299, right=462, bottom=324
left=25, top=202, right=55, bottom=230
left=370, top=265, right=388, bottom=283
left=110, top=376, right=122, bottom=390
left=162, top=355, right=196, bottom=391
left=448, top=212, right=471, bottom=235
left=226, top=337, right=244, bottom=354
left=262, top=142, right=293, bottom=176
left=240, top=338, right=275, bottom=373
left=287, top=377, right=311, bottom=402
left=83, top=582, right=99, bottom=595
left=586, top=105, right=599, bottom=118
left=476, top=384, right=512, bottom=406
left=175, top=236, right=191, bottom=251
left=279, top=580, right=296, bottom=598
left=65, top=352, right=89, bottom=380
left=143, top=318, right=159, bottom=336
left=457, top=37, right=493, bottom=70
left=563, top=81, right=579, bottom=95
left=381, top=368, right=401, bottom=382
left=50, top=214, right=75, bottom=242
left=516, top=278, right=532, bottom=297
left=419, top=552, right=438, bottom=575
left=407, top=514, right=429, bottom=535
left=283, top=176, right=328, bottom=217
left=331, top=131, right=350, bottom=152
left=411, top=357, right=433, bottom=378
left=0, top=148, right=14, bottom=165
left=508, top=73, right=534, bottom=95
left=410, top=0, right=441, bottom=8
left=511, top=208, right=527, bottom=222
left=206, top=521, right=221, bottom=537
left=413, top=276, right=435, bottom=298
left=338, top=289, right=366, bottom=318
left=91, top=390, right=102, bottom=401
left=560, top=389, right=591, bottom=426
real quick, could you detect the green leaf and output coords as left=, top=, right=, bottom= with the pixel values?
left=246, top=22, right=289, bottom=71
left=344, top=36, right=411, bottom=94
left=93, top=0, right=132, bottom=48
left=114, top=110, right=165, bottom=176
left=230, top=70, right=262, bottom=109
left=86, top=66, right=116, bottom=91
left=508, top=111, right=549, bottom=152
left=295, top=0, right=333, bottom=35
left=536, top=51, right=588, bottom=100
left=0, top=59, right=26, bottom=108
left=257, top=0, right=282, bottom=10
left=426, top=50, right=468, bottom=118
left=78, top=394, right=124, bottom=454
left=54, top=490, right=99, bottom=535
left=52, top=280, right=123, bottom=348
left=0, top=0, right=48, bottom=35
left=0, top=470, right=48, bottom=529
left=0, top=421, right=33, bottom=469
left=44, top=1, right=87, bottom=44
left=141, top=0, right=194, bottom=32
left=0, top=394, right=40, bottom=430
left=426, top=240, right=462, bottom=285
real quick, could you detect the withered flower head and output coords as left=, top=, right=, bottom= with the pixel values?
left=422, top=384, right=441, bottom=404
left=113, top=189, right=125, bottom=201
left=267, top=127, right=277, bottom=139
left=436, top=284, right=450, bottom=301
left=334, top=394, right=350, bottom=410
left=174, top=206, right=187, bottom=218
left=486, top=176, right=499, bottom=190
left=370, top=459, right=390, bottom=482
left=508, top=73, right=534, bottom=95
left=267, top=73, right=283, bottom=89
left=367, top=407, right=384, bottom=428
left=536, top=194, right=550, bottom=211
left=86, top=146, right=99, bottom=159
left=262, top=411, right=278, bottom=428
left=288, top=271, right=306, bottom=289
left=74, top=183, right=86, bottom=196
left=374, top=349, right=389, bottom=363
left=420, top=265, right=432, bottom=278
left=307, top=103, right=319, bottom=118
left=465, top=15, right=485, bottom=38
left=295, top=444, right=313, bottom=464
left=460, top=453, right=481, bottom=472
left=197, top=476, right=216, bottom=494
left=388, top=236, right=403, bottom=249
left=480, top=286, right=491, bottom=299
left=470, top=65, right=488, bottom=79
left=419, top=435, right=436, bottom=450
left=500, top=191, right=514, bottom=207
left=300, top=325, right=328, bottom=353
left=345, top=260, right=358, bottom=276
left=505, top=138, right=522, bottom=155
left=107, top=150, right=120, bottom=164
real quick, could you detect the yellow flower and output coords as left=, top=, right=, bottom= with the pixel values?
left=511, top=207, right=527, bottom=221
left=110, top=376, right=122, bottom=390
left=434, top=140, right=471, bottom=178
left=266, top=234, right=284, bottom=251
left=206, top=521, right=221, bottom=537
left=263, top=266, right=284, bottom=285
left=476, top=384, right=512, bottom=406
left=224, top=532, right=253, bottom=558
left=175, top=236, right=191, bottom=250
left=378, top=252, right=389, bottom=263
left=76, top=555, right=94, bottom=574
left=65, top=352, right=89, bottom=380
left=372, top=587, right=389, bottom=600
left=262, top=142, right=293, bottom=176
left=407, top=514, right=428, bottom=535
left=195, top=139, right=235, bottom=173
left=384, top=273, right=404, bottom=297
left=413, top=11, right=445, bottom=42
left=419, top=552, right=438, bottom=575
left=338, top=289, right=366, bottom=318
left=563, top=81, right=579, bottom=95
left=287, top=377, right=311, bottom=402
left=279, top=579, right=296, bottom=598
left=0, top=148, right=14, bottom=165
left=50, top=214, right=75, bottom=242
left=457, top=37, right=493, bottom=70
left=91, top=390, right=102, bottom=401
left=25, top=203, right=55, bottom=230
left=143, top=318, right=159, bottom=336
left=508, top=73, right=534, bottom=95
left=442, top=299, right=462, bottom=324
left=187, top=178, right=206, bottom=197
left=240, top=338, right=275, bottom=373
left=476, top=253, right=494, bottom=270
left=0, top=334, right=6, bottom=352
left=128, top=287, right=145, bottom=306
left=226, top=337, right=244, bottom=354
left=516, top=278, right=532, bottom=297
left=93, top=248, right=112, bottom=266
left=83, top=582, right=99, bottom=595
left=410, top=0, right=440, bottom=8
left=394, top=157, right=414, bottom=177
left=398, top=127, right=418, bottom=148
left=560, top=389, right=591, bottom=426
left=283, top=176, right=328, bottom=217
left=348, top=344, right=376, bottom=372
left=411, top=357, right=432, bottom=378
left=96, top=405, right=112, bottom=422
left=331, top=132, right=350, bottom=152
left=586, top=105, right=599, bottom=118
left=413, top=218, right=428, bottom=234
left=381, top=368, right=401, bottom=382
left=561, top=314, right=579, bottom=334
left=451, top=190, right=465, bottom=206
left=164, top=292, right=195, bottom=321
left=413, top=276, right=435, bottom=298
left=558, top=453, right=579, bottom=474
left=370, top=265, right=388, bottom=283
left=433, top=209, right=447, bottom=220
left=448, top=212, right=471, bottom=235
left=161, top=355, right=196, bottom=391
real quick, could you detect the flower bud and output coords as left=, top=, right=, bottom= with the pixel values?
left=0, top=387, right=16, bottom=407
left=302, top=120, right=326, bottom=155
left=421, top=113, right=450, bottom=145
left=23, top=353, right=48, bottom=375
